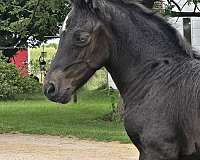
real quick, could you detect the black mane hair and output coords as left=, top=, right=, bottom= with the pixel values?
left=73, top=0, right=200, bottom=59
left=119, top=0, right=198, bottom=58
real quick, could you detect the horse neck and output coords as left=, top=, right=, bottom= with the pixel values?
left=105, top=8, right=192, bottom=104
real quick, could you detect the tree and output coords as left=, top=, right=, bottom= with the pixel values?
left=0, top=0, right=70, bottom=47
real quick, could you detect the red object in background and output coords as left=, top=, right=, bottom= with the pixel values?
left=10, top=49, right=28, bottom=76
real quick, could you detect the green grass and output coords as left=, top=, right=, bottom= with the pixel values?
left=0, top=90, right=130, bottom=143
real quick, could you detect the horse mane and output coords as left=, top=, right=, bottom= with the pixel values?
left=71, top=0, right=200, bottom=60
left=73, top=0, right=200, bottom=60
left=113, top=0, right=199, bottom=59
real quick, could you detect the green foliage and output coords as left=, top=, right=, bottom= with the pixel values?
left=0, top=0, right=70, bottom=47
left=101, top=89, right=122, bottom=122
left=17, top=76, right=41, bottom=95
left=0, top=59, right=21, bottom=99
left=0, top=59, right=41, bottom=100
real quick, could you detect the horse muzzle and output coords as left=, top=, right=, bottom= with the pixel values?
left=43, top=70, right=74, bottom=104
left=43, top=81, right=73, bottom=104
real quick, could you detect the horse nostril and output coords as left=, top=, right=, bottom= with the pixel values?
left=46, top=82, right=56, bottom=97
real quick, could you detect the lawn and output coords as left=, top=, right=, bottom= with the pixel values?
left=0, top=89, right=130, bottom=143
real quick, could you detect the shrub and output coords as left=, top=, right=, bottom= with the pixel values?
left=0, top=58, right=41, bottom=100
left=100, top=89, right=123, bottom=122
left=17, top=76, right=41, bottom=95
left=0, top=59, right=21, bottom=99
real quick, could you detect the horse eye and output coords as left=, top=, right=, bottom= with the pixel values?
left=73, top=31, right=91, bottom=47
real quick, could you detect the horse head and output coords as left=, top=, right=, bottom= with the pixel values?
left=43, top=0, right=112, bottom=103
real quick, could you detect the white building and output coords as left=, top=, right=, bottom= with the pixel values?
left=108, top=73, right=117, bottom=89
left=168, top=0, right=200, bottom=51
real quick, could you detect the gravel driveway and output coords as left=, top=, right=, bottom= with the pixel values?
left=0, top=134, right=139, bottom=160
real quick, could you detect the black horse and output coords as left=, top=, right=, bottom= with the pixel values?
left=43, top=0, right=200, bottom=159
